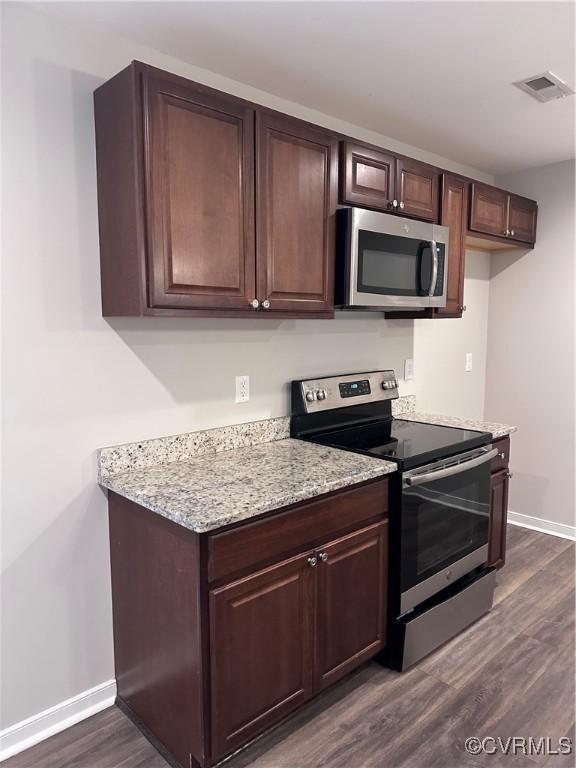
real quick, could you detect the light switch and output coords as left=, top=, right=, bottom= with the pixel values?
left=465, top=353, right=473, bottom=372
left=404, top=359, right=414, bottom=381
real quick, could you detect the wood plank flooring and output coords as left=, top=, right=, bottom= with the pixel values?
left=4, top=526, right=574, bottom=768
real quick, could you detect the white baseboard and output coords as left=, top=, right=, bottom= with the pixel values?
left=508, top=510, right=576, bottom=541
left=0, top=679, right=117, bottom=761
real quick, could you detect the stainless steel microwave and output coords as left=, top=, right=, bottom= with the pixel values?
left=336, top=207, right=449, bottom=310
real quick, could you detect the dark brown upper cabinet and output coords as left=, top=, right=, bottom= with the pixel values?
left=340, top=142, right=440, bottom=222
left=256, top=112, right=337, bottom=315
left=340, top=142, right=396, bottom=211
left=436, top=174, right=468, bottom=317
left=508, top=194, right=538, bottom=244
left=396, top=157, right=440, bottom=221
left=144, top=69, right=256, bottom=312
left=469, top=182, right=537, bottom=247
left=94, top=62, right=336, bottom=318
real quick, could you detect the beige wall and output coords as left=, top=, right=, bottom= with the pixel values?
left=1, top=2, right=493, bottom=730
left=486, top=160, right=575, bottom=533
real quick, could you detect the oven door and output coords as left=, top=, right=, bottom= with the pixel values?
left=343, top=208, right=448, bottom=309
left=400, top=445, right=497, bottom=613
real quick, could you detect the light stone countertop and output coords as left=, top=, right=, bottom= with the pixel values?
left=100, top=438, right=396, bottom=533
left=97, top=395, right=514, bottom=534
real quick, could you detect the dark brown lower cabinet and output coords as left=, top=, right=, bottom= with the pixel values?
left=210, top=552, right=315, bottom=759
left=109, top=477, right=389, bottom=768
left=488, top=437, right=511, bottom=569
left=317, top=523, right=387, bottom=690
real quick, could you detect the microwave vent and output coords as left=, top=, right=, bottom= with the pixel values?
left=513, top=71, right=574, bottom=103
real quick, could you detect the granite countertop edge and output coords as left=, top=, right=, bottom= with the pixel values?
left=100, top=438, right=397, bottom=534
left=101, top=461, right=395, bottom=534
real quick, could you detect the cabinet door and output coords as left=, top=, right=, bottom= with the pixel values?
left=436, top=175, right=467, bottom=317
left=508, top=195, right=537, bottom=244
left=210, top=551, right=315, bottom=760
left=396, top=157, right=440, bottom=221
left=256, top=111, right=337, bottom=315
left=144, top=72, right=256, bottom=311
left=469, top=183, right=509, bottom=238
left=316, top=521, right=387, bottom=691
left=340, top=142, right=397, bottom=212
left=488, top=469, right=510, bottom=569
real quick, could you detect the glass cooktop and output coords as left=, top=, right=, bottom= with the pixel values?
left=310, top=418, right=492, bottom=470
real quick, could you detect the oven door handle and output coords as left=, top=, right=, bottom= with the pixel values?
left=404, top=447, right=498, bottom=486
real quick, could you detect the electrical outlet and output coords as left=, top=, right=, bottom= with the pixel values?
left=235, top=375, right=250, bottom=403
left=465, top=353, right=473, bottom=372
left=404, top=358, right=414, bottom=381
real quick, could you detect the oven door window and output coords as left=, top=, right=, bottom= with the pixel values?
left=357, top=230, right=443, bottom=297
left=400, top=461, right=490, bottom=593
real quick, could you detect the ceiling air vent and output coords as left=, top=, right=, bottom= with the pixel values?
left=514, top=71, right=574, bottom=103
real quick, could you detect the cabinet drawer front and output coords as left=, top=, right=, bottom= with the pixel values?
left=317, top=521, right=388, bottom=690
left=143, top=72, right=256, bottom=311
left=491, top=436, right=510, bottom=473
left=210, top=553, right=315, bottom=760
left=207, top=479, right=389, bottom=583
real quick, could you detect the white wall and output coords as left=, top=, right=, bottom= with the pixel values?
left=1, top=2, right=492, bottom=731
left=412, top=250, right=491, bottom=419
left=486, top=160, right=575, bottom=531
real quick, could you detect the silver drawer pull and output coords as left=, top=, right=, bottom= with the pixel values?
left=307, top=556, right=317, bottom=568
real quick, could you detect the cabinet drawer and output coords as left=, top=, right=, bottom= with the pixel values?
left=207, top=478, right=389, bottom=583
left=491, top=436, right=510, bottom=473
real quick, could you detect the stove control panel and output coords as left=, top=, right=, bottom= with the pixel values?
left=292, top=370, right=399, bottom=414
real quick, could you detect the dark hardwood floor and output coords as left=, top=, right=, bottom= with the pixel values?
left=4, top=526, right=574, bottom=768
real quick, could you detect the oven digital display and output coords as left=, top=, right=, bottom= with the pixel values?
left=339, top=380, right=371, bottom=398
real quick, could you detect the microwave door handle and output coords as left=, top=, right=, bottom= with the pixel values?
left=404, top=448, right=499, bottom=487
left=428, top=240, right=438, bottom=297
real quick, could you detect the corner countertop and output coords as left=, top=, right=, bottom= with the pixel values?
left=397, top=411, right=517, bottom=439
left=100, top=438, right=396, bottom=534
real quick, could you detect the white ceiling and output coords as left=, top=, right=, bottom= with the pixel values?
left=47, top=1, right=575, bottom=174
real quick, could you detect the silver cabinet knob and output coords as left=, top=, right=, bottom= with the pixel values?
left=462, top=305, right=467, bottom=312
left=506, top=471, right=513, bottom=479
left=391, top=199, right=399, bottom=208
left=262, top=299, right=271, bottom=309
left=250, top=299, right=260, bottom=309
left=510, top=229, right=515, bottom=237
left=399, top=201, right=405, bottom=210
left=499, top=452, right=506, bottom=459
left=504, top=229, right=510, bottom=237
left=307, top=556, right=318, bottom=568
left=319, top=552, right=328, bottom=563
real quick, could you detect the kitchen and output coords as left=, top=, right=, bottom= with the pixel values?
left=1, top=2, right=574, bottom=768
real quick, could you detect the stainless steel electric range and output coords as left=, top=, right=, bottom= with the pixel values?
left=291, top=369, right=498, bottom=671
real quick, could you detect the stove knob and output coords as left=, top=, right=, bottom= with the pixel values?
left=392, top=379, right=398, bottom=388
left=381, top=381, right=389, bottom=390
left=316, top=389, right=327, bottom=401
left=305, top=390, right=316, bottom=402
